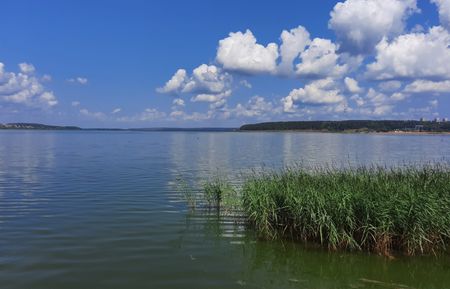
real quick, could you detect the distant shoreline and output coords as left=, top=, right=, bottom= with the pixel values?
left=237, top=129, right=450, bottom=135
left=239, top=120, right=450, bottom=134
left=2, top=121, right=450, bottom=134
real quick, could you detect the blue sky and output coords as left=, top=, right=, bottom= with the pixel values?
left=1, top=0, right=450, bottom=128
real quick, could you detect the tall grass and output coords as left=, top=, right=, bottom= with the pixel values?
left=241, top=165, right=450, bottom=256
left=198, top=165, right=450, bottom=256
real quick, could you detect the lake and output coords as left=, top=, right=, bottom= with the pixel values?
left=0, top=130, right=449, bottom=289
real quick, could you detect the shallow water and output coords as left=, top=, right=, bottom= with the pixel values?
left=0, top=130, right=449, bottom=289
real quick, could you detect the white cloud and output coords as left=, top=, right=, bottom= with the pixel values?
left=169, top=110, right=211, bottom=121
left=71, top=101, right=80, bottom=107
left=432, top=0, right=450, bottom=30
left=351, top=87, right=406, bottom=116
left=232, top=96, right=279, bottom=118
left=190, top=90, right=231, bottom=103
left=79, top=108, right=106, bottom=120
left=19, top=63, right=36, bottom=74
left=138, top=108, right=166, bottom=121
left=350, top=95, right=365, bottom=107
left=216, top=30, right=279, bottom=74
left=240, top=80, right=252, bottom=88
left=0, top=62, right=57, bottom=107
left=41, top=74, right=52, bottom=82
left=366, top=26, right=450, bottom=80
left=366, top=88, right=390, bottom=106
left=111, top=108, right=122, bottom=114
left=182, top=64, right=230, bottom=94
left=372, top=104, right=394, bottom=116
left=378, top=80, right=402, bottom=92
left=159, top=65, right=233, bottom=109
left=157, top=69, right=187, bottom=93
left=390, top=92, right=407, bottom=101
left=282, top=78, right=345, bottom=112
left=344, top=77, right=363, bottom=93
left=67, top=77, right=88, bottom=85
left=172, top=98, right=185, bottom=106
left=329, top=0, right=418, bottom=54
left=296, top=38, right=348, bottom=78
left=404, top=79, right=450, bottom=93
left=278, top=26, right=311, bottom=75
left=158, top=64, right=231, bottom=95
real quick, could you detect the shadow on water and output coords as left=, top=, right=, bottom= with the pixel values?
left=176, top=207, right=450, bottom=289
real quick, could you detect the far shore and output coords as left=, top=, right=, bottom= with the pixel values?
left=237, top=129, right=450, bottom=135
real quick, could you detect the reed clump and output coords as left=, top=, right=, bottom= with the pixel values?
left=217, top=165, right=450, bottom=256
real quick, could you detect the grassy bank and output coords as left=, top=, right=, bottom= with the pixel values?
left=196, top=165, right=450, bottom=256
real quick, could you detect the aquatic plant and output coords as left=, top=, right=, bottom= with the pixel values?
left=177, top=174, right=241, bottom=213
left=203, top=175, right=241, bottom=212
left=240, top=165, right=450, bottom=256
left=176, top=177, right=198, bottom=209
left=199, top=164, right=450, bottom=256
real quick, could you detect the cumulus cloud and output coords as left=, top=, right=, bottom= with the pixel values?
left=344, top=77, right=363, bottom=93
left=282, top=78, right=345, bottom=112
left=67, top=77, right=88, bottom=85
left=232, top=96, right=279, bottom=118
left=19, top=63, right=36, bottom=74
left=158, top=64, right=231, bottom=95
left=378, top=80, right=402, bottom=92
left=152, top=2, right=450, bottom=121
left=404, top=79, right=450, bottom=93
left=0, top=62, right=57, bottom=107
left=432, top=0, right=450, bottom=30
left=157, top=69, right=187, bottom=93
left=216, top=30, right=279, bottom=74
left=329, top=0, right=418, bottom=54
left=351, top=87, right=408, bottom=116
left=172, top=98, right=185, bottom=106
left=296, top=38, right=348, bottom=78
left=278, top=26, right=311, bottom=75
left=366, top=26, right=450, bottom=80
left=190, top=90, right=231, bottom=103
left=159, top=64, right=233, bottom=109
left=182, top=64, right=230, bottom=94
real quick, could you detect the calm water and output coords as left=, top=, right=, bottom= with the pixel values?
left=0, top=130, right=449, bottom=289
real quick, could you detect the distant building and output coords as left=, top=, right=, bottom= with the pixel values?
left=420, top=117, right=427, bottom=122
left=443, top=117, right=449, bottom=122
left=434, top=117, right=441, bottom=123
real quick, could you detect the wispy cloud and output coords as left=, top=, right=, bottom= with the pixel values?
left=67, top=77, right=88, bottom=85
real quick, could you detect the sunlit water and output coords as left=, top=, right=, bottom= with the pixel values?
left=0, top=130, right=449, bottom=289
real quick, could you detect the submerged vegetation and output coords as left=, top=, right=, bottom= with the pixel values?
left=185, top=165, right=450, bottom=256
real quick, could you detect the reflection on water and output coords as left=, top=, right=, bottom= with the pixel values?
left=169, top=132, right=450, bottom=182
left=0, top=130, right=449, bottom=289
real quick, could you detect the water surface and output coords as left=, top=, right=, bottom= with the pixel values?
left=0, top=130, right=449, bottom=289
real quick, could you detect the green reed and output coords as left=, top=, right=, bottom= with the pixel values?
left=200, top=165, right=450, bottom=256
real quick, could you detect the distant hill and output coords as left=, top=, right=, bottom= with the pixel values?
left=0, top=123, right=236, bottom=132
left=0, top=123, right=81, bottom=130
left=240, top=120, right=450, bottom=133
